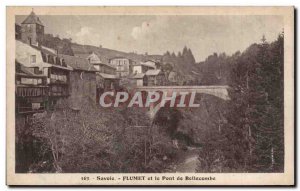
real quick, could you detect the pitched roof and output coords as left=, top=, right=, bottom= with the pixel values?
left=145, top=69, right=161, bottom=76
left=86, top=52, right=116, bottom=69
left=21, top=11, right=44, bottom=26
left=15, top=61, right=46, bottom=78
left=141, top=61, right=156, bottom=69
left=16, top=40, right=73, bottom=71
left=59, top=54, right=97, bottom=72
left=109, top=56, right=130, bottom=60
left=87, top=52, right=102, bottom=64
left=97, top=73, right=118, bottom=79
left=16, top=40, right=51, bottom=68
left=129, top=73, right=145, bottom=79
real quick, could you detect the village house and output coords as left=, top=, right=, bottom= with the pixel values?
left=130, top=61, right=156, bottom=75
left=86, top=52, right=120, bottom=101
left=109, top=57, right=133, bottom=77
left=15, top=61, right=48, bottom=114
left=59, top=54, right=98, bottom=109
left=97, top=73, right=120, bottom=91
left=145, top=69, right=166, bottom=86
left=87, top=52, right=116, bottom=74
left=141, top=60, right=158, bottom=69
left=16, top=40, right=72, bottom=109
left=128, top=73, right=148, bottom=87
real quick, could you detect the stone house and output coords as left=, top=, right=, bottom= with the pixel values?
left=59, top=54, right=98, bottom=109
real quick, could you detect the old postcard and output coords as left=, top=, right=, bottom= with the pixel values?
left=6, top=6, right=294, bottom=185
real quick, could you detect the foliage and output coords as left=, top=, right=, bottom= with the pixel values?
left=40, top=34, right=74, bottom=56
left=196, top=33, right=284, bottom=172
left=28, top=98, right=179, bottom=173
left=162, top=46, right=198, bottom=84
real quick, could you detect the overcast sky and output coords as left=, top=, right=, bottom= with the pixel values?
left=16, top=15, right=283, bottom=62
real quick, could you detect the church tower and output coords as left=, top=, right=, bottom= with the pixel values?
left=21, top=10, right=44, bottom=45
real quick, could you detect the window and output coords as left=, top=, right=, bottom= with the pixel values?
left=28, top=25, right=32, bottom=32
left=30, top=55, right=36, bottom=64
left=34, top=67, right=40, bottom=74
left=55, top=57, right=60, bottom=65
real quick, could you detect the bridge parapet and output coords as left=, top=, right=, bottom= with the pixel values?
left=135, top=85, right=230, bottom=119
left=135, top=86, right=230, bottom=101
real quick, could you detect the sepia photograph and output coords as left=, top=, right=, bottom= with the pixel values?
left=6, top=6, right=294, bottom=185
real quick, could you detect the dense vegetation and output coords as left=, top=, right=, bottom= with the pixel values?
left=196, top=33, right=284, bottom=172
left=40, top=34, right=74, bottom=56
left=161, top=46, right=199, bottom=84
left=17, top=98, right=181, bottom=173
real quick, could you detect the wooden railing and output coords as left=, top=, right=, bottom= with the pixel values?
left=16, top=86, right=49, bottom=97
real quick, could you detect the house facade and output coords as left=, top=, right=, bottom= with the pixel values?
left=16, top=40, right=72, bottom=109
left=59, top=54, right=97, bottom=109
left=128, top=73, right=147, bottom=87
left=87, top=52, right=116, bottom=74
left=145, top=69, right=166, bottom=86
left=15, top=61, right=48, bottom=114
left=86, top=52, right=120, bottom=101
left=109, top=57, right=132, bottom=77
left=130, top=62, right=156, bottom=75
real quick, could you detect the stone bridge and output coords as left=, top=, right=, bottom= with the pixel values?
left=135, top=85, right=230, bottom=119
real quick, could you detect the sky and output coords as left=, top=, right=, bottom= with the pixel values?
left=16, top=15, right=283, bottom=62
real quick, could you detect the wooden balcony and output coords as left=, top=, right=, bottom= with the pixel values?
left=16, top=86, right=49, bottom=97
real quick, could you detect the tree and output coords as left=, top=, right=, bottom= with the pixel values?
left=171, top=52, right=176, bottom=59
left=196, top=33, right=284, bottom=173
left=29, top=98, right=181, bottom=173
left=30, top=99, right=126, bottom=172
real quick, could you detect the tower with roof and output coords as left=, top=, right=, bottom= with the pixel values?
left=21, top=10, right=44, bottom=45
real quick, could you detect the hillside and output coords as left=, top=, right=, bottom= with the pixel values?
left=71, top=43, right=201, bottom=84
left=40, top=34, right=202, bottom=84
left=71, top=43, right=162, bottom=64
